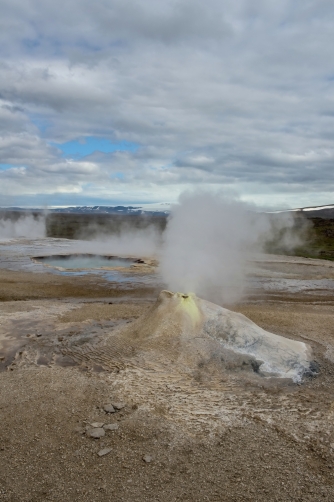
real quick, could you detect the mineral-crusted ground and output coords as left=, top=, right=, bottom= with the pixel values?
left=1, top=239, right=334, bottom=501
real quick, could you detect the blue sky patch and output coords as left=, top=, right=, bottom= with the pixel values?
left=111, top=172, right=125, bottom=180
left=28, top=114, right=50, bottom=134
left=0, top=164, right=14, bottom=170
left=51, top=137, right=139, bottom=158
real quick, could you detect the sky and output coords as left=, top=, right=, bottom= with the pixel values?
left=0, top=0, right=334, bottom=209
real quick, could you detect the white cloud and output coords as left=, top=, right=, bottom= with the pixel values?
left=0, top=0, right=334, bottom=208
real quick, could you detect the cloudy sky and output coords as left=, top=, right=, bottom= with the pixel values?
left=0, top=0, right=334, bottom=209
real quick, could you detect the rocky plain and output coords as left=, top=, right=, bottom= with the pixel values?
left=1, top=236, right=334, bottom=501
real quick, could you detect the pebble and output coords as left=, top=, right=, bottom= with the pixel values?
left=87, top=428, right=105, bottom=439
left=104, top=404, right=116, bottom=413
left=74, top=426, right=86, bottom=434
left=104, top=423, right=119, bottom=431
left=91, top=422, right=104, bottom=428
left=142, top=454, right=153, bottom=463
left=97, top=448, right=112, bottom=457
left=112, top=402, right=126, bottom=410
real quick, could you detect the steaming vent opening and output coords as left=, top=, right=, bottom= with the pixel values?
left=32, top=254, right=140, bottom=270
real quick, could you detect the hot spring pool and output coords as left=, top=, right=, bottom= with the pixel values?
left=32, top=254, right=137, bottom=270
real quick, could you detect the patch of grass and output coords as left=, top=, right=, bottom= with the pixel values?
left=299, top=217, right=334, bottom=261
left=266, top=216, right=334, bottom=261
left=46, top=213, right=167, bottom=240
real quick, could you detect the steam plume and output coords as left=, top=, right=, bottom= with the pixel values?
left=159, top=190, right=308, bottom=304
left=0, top=214, right=46, bottom=241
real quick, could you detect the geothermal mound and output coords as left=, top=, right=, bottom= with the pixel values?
left=66, top=291, right=314, bottom=382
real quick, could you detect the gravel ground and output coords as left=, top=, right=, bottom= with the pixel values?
left=1, top=252, right=334, bottom=501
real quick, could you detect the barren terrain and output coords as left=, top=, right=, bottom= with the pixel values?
left=1, top=240, right=334, bottom=501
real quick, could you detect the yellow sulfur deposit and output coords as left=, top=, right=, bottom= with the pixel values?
left=175, top=292, right=202, bottom=325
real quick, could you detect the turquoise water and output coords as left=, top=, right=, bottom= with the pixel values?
left=35, top=255, right=134, bottom=270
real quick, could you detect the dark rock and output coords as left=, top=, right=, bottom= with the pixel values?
left=304, top=360, right=320, bottom=378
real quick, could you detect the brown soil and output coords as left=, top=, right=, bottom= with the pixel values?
left=58, top=303, right=152, bottom=324
left=1, top=259, right=334, bottom=501
left=0, top=269, right=158, bottom=302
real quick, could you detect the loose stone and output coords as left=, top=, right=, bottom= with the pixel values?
left=74, top=426, right=86, bottom=434
left=104, top=423, right=119, bottom=431
left=104, top=404, right=115, bottom=413
left=87, top=428, right=105, bottom=439
left=97, top=448, right=112, bottom=457
left=112, top=402, right=126, bottom=410
left=142, top=454, right=153, bottom=463
left=91, top=422, right=104, bottom=428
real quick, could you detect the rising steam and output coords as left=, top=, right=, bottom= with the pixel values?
left=71, top=225, right=162, bottom=257
left=159, top=190, right=308, bottom=304
left=0, top=214, right=46, bottom=241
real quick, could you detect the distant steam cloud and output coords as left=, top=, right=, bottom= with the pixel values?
left=72, top=226, right=162, bottom=257
left=0, top=214, right=46, bottom=241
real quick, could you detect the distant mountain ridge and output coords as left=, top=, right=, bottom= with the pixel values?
left=50, top=205, right=170, bottom=216
left=1, top=203, right=333, bottom=218
left=0, top=204, right=170, bottom=217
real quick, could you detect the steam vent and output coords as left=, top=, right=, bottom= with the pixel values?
left=66, top=290, right=315, bottom=382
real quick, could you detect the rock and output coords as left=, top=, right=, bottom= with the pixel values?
left=142, top=454, right=153, bottom=463
left=91, top=422, right=104, bottom=428
left=87, top=428, right=105, bottom=439
left=112, top=402, right=126, bottom=410
left=104, top=423, right=119, bottom=431
left=97, top=448, right=112, bottom=457
left=104, top=404, right=115, bottom=413
left=74, top=427, right=86, bottom=434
